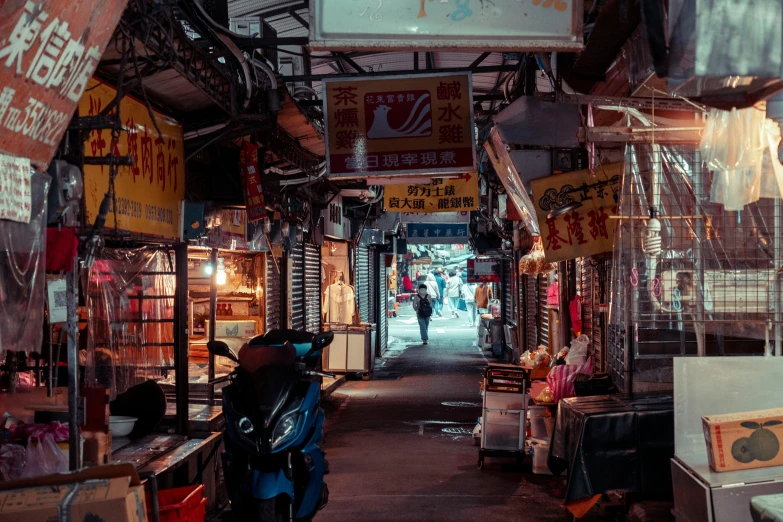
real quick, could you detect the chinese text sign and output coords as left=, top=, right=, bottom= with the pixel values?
left=79, top=79, right=186, bottom=239
left=468, top=258, right=500, bottom=283
left=239, top=142, right=265, bottom=222
left=0, top=153, right=31, bottom=223
left=529, top=163, right=622, bottom=263
left=384, top=174, right=478, bottom=213
left=0, top=0, right=128, bottom=168
left=324, top=73, right=475, bottom=178
left=406, top=223, right=469, bottom=244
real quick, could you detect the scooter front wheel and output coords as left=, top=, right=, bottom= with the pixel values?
left=253, top=497, right=286, bottom=522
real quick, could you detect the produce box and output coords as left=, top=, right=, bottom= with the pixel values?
left=0, top=464, right=147, bottom=522
left=702, top=408, right=783, bottom=472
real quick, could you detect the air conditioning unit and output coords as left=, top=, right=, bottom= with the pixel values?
left=229, top=16, right=278, bottom=67
left=278, top=45, right=306, bottom=91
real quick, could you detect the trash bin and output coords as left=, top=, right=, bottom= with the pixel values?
left=490, top=319, right=504, bottom=357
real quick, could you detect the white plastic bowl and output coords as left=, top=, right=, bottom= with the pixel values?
left=109, top=416, right=137, bottom=437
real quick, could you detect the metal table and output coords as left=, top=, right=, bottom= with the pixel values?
left=752, top=494, right=783, bottom=522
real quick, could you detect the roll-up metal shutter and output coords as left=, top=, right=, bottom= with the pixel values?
left=501, top=259, right=515, bottom=326
left=265, top=253, right=282, bottom=332
left=356, top=246, right=371, bottom=323
left=525, top=275, right=538, bottom=352
left=538, top=274, right=549, bottom=348
left=606, top=257, right=626, bottom=391
left=378, top=252, right=388, bottom=356
left=368, top=249, right=377, bottom=323
left=291, top=245, right=305, bottom=331
left=304, top=244, right=321, bottom=334
left=582, top=258, right=596, bottom=367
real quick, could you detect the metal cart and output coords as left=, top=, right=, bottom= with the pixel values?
left=478, top=364, right=529, bottom=469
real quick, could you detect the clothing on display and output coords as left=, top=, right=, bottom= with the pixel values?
left=547, top=281, right=560, bottom=307
left=570, top=295, right=582, bottom=336
left=323, top=281, right=356, bottom=324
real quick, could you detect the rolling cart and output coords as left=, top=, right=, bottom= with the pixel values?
left=478, top=364, right=529, bottom=469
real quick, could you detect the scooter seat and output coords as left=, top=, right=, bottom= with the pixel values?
left=238, top=341, right=296, bottom=373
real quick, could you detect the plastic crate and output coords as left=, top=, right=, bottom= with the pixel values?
left=150, top=484, right=206, bottom=522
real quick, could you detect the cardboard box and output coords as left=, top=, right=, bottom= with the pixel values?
left=205, top=319, right=258, bottom=338
left=0, top=464, right=147, bottom=522
left=703, top=408, right=783, bottom=472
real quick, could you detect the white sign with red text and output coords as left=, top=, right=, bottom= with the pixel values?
left=0, top=153, right=31, bottom=223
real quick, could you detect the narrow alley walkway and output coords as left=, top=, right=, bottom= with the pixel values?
left=318, top=306, right=573, bottom=522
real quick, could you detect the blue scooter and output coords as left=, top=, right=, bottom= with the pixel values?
left=208, top=329, right=335, bottom=521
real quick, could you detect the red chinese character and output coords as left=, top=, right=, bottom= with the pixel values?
left=125, top=117, right=140, bottom=183
left=140, top=127, right=153, bottom=184
left=588, top=207, right=610, bottom=240
left=88, top=96, right=106, bottom=168
left=436, top=81, right=462, bottom=101
left=545, top=218, right=570, bottom=251
left=438, top=124, right=463, bottom=144
left=167, top=137, right=178, bottom=191
left=333, top=86, right=358, bottom=106
left=564, top=211, right=588, bottom=245
left=155, top=136, right=166, bottom=191
left=437, top=103, right=462, bottom=122
left=335, top=130, right=362, bottom=150
left=334, top=108, right=359, bottom=128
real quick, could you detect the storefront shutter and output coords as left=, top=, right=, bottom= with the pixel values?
left=378, top=252, right=388, bottom=356
left=265, top=253, right=282, bottom=332
left=581, top=259, right=596, bottom=367
left=291, top=245, right=306, bottom=331
left=501, top=259, right=515, bottom=327
left=538, top=274, right=549, bottom=348
left=357, top=246, right=371, bottom=323
left=525, top=275, right=538, bottom=353
left=304, top=243, right=322, bottom=333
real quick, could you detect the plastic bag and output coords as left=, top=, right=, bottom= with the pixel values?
left=535, top=386, right=554, bottom=404
left=20, top=433, right=67, bottom=479
left=0, top=444, right=25, bottom=481
left=565, top=335, right=590, bottom=365
left=546, top=358, right=593, bottom=403
left=489, top=299, right=501, bottom=318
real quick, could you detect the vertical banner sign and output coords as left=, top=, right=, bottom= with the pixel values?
left=384, top=174, right=478, bottom=212
left=529, top=163, right=622, bottom=263
left=239, top=142, right=265, bottom=222
left=79, top=79, right=186, bottom=239
left=467, top=258, right=501, bottom=283
left=0, top=153, right=31, bottom=223
left=0, top=0, right=129, bottom=169
left=324, top=73, right=475, bottom=178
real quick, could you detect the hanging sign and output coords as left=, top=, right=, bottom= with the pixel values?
left=0, top=0, right=129, bottom=169
left=311, top=0, right=583, bottom=52
left=406, top=223, right=469, bottom=244
left=384, top=174, right=478, bottom=213
left=467, top=257, right=501, bottom=283
left=239, top=142, right=265, bottom=222
left=324, top=73, right=475, bottom=179
left=0, top=153, right=31, bottom=223
left=79, top=79, right=186, bottom=239
left=323, top=195, right=347, bottom=239
left=208, top=209, right=249, bottom=251
left=400, top=211, right=470, bottom=224
left=529, top=163, right=622, bottom=263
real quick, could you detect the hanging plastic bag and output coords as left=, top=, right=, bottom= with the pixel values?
left=489, top=299, right=501, bottom=318
left=546, top=358, right=593, bottom=403
left=20, top=433, right=68, bottom=479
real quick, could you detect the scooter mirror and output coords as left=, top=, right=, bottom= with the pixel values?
left=207, top=340, right=239, bottom=363
left=307, top=331, right=334, bottom=356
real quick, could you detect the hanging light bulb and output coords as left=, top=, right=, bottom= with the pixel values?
left=216, top=258, right=227, bottom=285
left=204, top=262, right=214, bottom=276
left=281, top=221, right=290, bottom=238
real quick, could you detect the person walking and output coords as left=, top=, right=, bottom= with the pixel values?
left=475, top=282, right=493, bottom=314
left=425, top=272, right=440, bottom=317
left=446, top=270, right=463, bottom=319
left=434, top=270, right=446, bottom=317
left=402, top=272, right=413, bottom=293
left=412, top=284, right=433, bottom=344
left=462, top=282, right=477, bottom=326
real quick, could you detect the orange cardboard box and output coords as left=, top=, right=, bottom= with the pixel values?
left=702, top=408, right=783, bottom=472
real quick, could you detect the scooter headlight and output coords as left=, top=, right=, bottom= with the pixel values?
left=272, top=398, right=303, bottom=449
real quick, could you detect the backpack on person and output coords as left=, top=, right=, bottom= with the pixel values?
left=417, top=296, right=433, bottom=318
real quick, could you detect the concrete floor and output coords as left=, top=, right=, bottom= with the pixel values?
left=317, top=305, right=578, bottom=522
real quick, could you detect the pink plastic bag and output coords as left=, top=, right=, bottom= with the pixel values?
left=0, top=444, right=25, bottom=481
left=546, top=359, right=593, bottom=403
left=20, top=433, right=67, bottom=479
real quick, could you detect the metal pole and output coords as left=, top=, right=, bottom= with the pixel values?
left=775, top=198, right=782, bottom=356
left=208, top=248, right=218, bottom=404
left=66, top=258, right=80, bottom=470
left=173, top=243, right=189, bottom=435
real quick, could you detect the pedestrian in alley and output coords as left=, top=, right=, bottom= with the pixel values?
left=413, top=283, right=433, bottom=345
left=434, top=269, right=446, bottom=317
left=446, top=270, right=463, bottom=319
left=402, top=271, right=413, bottom=293
left=425, top=272, right=440, bottom=318
left=462, top=281, right=477, bottom=326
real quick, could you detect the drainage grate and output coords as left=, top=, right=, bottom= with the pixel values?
left=442, top=401, right=481, bottom=408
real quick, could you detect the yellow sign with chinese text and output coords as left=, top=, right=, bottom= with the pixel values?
left=530, top=163, right=622, bottom=263
left=384, top=174, right=478, bottom=213
left=79, top=79, right=185, bottom=239
left=324, top=73, right=475, bottom=178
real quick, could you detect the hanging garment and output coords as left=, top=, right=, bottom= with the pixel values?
left=323, top=283, right=356, bottom=324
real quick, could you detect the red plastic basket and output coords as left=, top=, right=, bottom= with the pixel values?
left=150, top=484, right=206, bottom=522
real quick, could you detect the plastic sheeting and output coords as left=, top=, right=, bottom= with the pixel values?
left=611, top=144, right=782, bottom=358
left=85, top=248, right=175, bottom=399
left=0, top=172, right=50, bottom=356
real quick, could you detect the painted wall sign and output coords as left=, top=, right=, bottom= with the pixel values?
left=0, top=0, right=129, bottom=169
left=406, top=223, right=469, bottom=244
left=323, top=73, right=475, bottom=179
left=323, top=194, right=348, bottom=240
left=384, top=174, right=478, bottom=213
left=467, top=257, right=501, bottom=283
left=311, top=0, right=583, bottom=51
left=239, top=142, right=265, bottom=222
left=208, top=209, right=249, bottom=251
left=529, top=163, right=622, bottom=263
left=79, top=79, right=186, bottom=239
left=0, top=153, right=31, bottom=223
left=400, top=211, right=470, bottom=224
